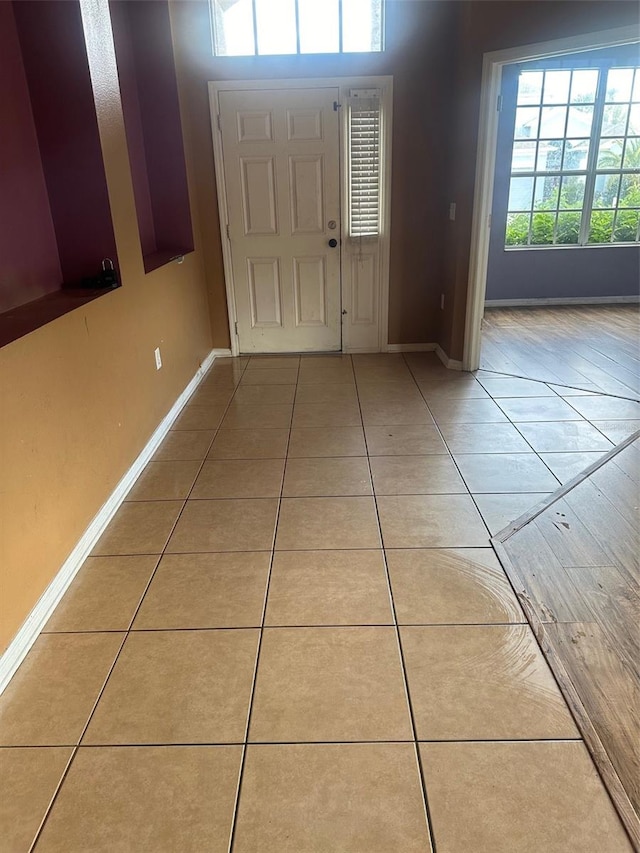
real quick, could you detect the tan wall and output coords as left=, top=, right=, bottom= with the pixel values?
left=170, top=0, right=459, bottom=348
left=0, top=0, right=212, bottom=652
left=440, top=0, right=639, bottom=361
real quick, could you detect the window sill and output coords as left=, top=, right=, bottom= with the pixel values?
left=0, top=286, right=121, bottom=350
left=504, top=242, right=640, bottom=251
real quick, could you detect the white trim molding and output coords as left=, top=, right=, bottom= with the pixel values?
left=0, top=349, right=217, bottom=696
left=208, top=76, right=393, bottom=356
left=384, top=342, right=437, bottom=353
left=485, top=296, right=640, bottom=307
left=462, top=25, right=640, bottom=372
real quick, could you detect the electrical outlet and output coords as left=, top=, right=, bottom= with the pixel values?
left=154, top=347, right=162, bottom=370
left=440, top=294, right=445, bottom=310
left=449, top=202, right=456, bottom=221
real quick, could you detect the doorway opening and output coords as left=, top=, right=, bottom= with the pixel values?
left=209, top=76, right=393, bottom=356
left=463, top=26, right=639, bottom=399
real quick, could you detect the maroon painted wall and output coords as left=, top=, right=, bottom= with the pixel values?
left=113, top=1, right=193, bottom=267
left=0, top=4, right=62, bottom=314
left=13, top=0, right=118, bottom=285
left=109, top=0, right=157, bottom=257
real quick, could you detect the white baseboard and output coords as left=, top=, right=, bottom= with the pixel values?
left=485, top=296, right=640, bottom=307
left=211, top=348, right=233, bottom=358
left=435, top=344, right=463, bottom=370
left=384, top=343, right=437, bottom=353
left=0, top=349, right=217, bottom=696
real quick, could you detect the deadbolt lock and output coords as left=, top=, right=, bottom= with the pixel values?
left=328, top=220, right=337, bottom=230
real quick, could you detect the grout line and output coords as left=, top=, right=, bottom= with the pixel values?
left=353, top=357, right=438, bottom=853
left=225, top=359, right=299, bottom=853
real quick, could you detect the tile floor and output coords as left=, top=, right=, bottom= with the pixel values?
left=1, top=352, right=638, bottom=851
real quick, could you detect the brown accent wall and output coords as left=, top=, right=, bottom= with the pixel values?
left=0, top=0, right=212, bottom=652
left=169, top=0, right=459, bottom=348
left=440, top=1, right=639, bottom=361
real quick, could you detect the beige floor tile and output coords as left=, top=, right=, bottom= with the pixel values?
left=438, top=421, right=532, bottom=453
left=428, top=398, right=509, bottom=424
left=241, top=368, right=299, bottom=385
left=294, top=383, right=358, bottom=405
left=353, top=353, right=407, bottom=368
left=476, top=376, right=556, bottom=397
left=496, top=396, right=584, bottom=422
left=402, top=625, right=578, bottom=739
left=265, top=550, right=392, bottom=626
left=540, top=451, right=612, bottom=484
left=191, top=459, right=285, bottom=499
left=292, top=401, right=362, bottom=427
left=171, top=405, right=226, bottom=431
left=565, top=394, right=640, bottom=421
left=370, top=455, right=466, bottom=495
left=221, top=402, right=293, bottom=429
left=249, top=356, right=300, bottom=369
left=249, top=627, right=412, bottom=741
left=276, top=497, right=380, bottom=550
left=92, top=501, right=183, bottom=556
left=234, top=743, right=431, bottom=852
left=454, top=452, right=560, bottom=493
left=0, top=633, right=123, bottom=745
left=152, top=430, right=215, bottom=461
left=356, top=381, right=423, bottom=403
left=167, top=499, right=277, bottom=552
left=377, top=495, right=489, bottom=547
left=287, top=426, right=366, bottom=457
left=0, top=747, right=72, bottom=852
left=208, top=428, right=289, bottom=459
left=418, top=379, right=489, bottom=401
left=36, top=746, right=242, bottom=853
left=232, top=383, right=296, bottom=405
left=297, top=366, right=355, bottom=385
left=84, top=630, right=259, bottom=744
left=189, top=386, right=235, bottom=407
left=420, top=741, right=632, bottom=852
left=387, top=549, right=523, bottom=624
left=516, top=420, right=614, bottom=452
left=133, top=552, right=270, bottom=629
left=126, top=461, right=201, bottom=501
left=546, top=382, right=600, bottom=396
left=44, top=556, right=158, bottom=633
left=300, top=354, right=352, bottom=367
left=365, top=424, right=448, bottom=456
left=283, top=457, right=372, bottom=497
left=591, top=419, right=640, bottom=444
left=359, top=399, right=433, bottom=425
left=474, top=492, right=551, bottom=535
left=354, top=365, right=414, bottom=383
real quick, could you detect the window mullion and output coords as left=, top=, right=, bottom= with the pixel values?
left=294, top=0, right=301, bottom=54
left=579, top=67, right=608, bottom=245
left=251, top=0, right=259, bottom=55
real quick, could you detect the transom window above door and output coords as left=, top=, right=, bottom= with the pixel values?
left=505, top=63, right=640, bottom=247
left=210, top=0, right=384, bottom=56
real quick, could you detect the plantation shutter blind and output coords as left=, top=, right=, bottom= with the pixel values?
left=348, top=89, right=381, bottom=238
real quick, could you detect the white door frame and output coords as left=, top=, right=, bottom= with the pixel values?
left=209, top=76, right=393, bottom=356
left=462, top=25, right=639, bottom=372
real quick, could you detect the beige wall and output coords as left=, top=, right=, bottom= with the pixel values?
left=0, top=0, right=212, bottom=652
left=170, top=0, right=458, bottom=348
left=440, top=0, right=639, bottom=361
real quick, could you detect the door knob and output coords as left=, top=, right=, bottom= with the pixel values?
left=328, top=238, right=338, bottom=248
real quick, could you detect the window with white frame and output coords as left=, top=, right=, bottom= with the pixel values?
left=210, top=0, right=384, bottom=57
left=348, top=89, right=381, bottom=237
left=505, top=64, right=640, bottom=247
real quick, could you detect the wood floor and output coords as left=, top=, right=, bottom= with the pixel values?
left=481, top=305, right=640, bottom=400
left=494, top=433, right=640, bottom=849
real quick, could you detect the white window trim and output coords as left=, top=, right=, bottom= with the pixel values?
left=463, top=26, right=640, bottom=373
left=208, top=76, right=393, bottom=356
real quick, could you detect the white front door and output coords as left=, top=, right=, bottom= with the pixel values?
left=219, top=87, right=342, bottom=353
